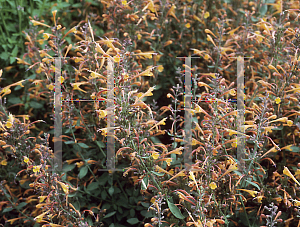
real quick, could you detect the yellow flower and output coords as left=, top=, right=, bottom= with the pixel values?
left=189, top=171, right=196, bottom=182
left=256, top=196, right=264, bottom=203
left=185, top=23, right=191, bottom=28
left=36, top=67, right=42, bottom=74
left=33, top=165, right=41, bottom=173
left=275, top=97, right=281, bottom=104
left=76, top=161, right=84, bottom=168
left=43, top=33, right=51, bottom=40
left=294, top=200, right=300, bottom=206
left=1, top=87, right=11, bottom=96
left=137, top=33, right=142, bottom=40
left=0, top=159, right=7, bottom=166
left=47, top=84, right=54, bottom=90
left=283, top=166, right=300, bottom=186
left=165, top=158, right=172, bottom=166
left=204, top=11, right=210, bottom=19
left=71, top=82, right=89, bottom=93
left=59, top=76, right=64, bottom=84
left=5, top=121, right=12, bottom=129
left=122, top=0, right=127, bottom=5
left=16, top=81, right=24, bottom=87
left=287, top=120, right=293, bottom=126
left=98, top=128, right=107, bottom=137
left=23, top=156, right=29, bottom=163
left=113, top=55, right=120, bottom=63
left=157, top=65, right=164, bottom=72
left=237, top=189, right=258, bottom=197
left=30, top=20, right=51, bottom=28
left=204, top=54, right=210, bottom=61
left=74, top=57, right=84, bottom=63
left=152, top=152, right=159, bottom=160
left=232, top=140, right=237, bottom=148
left=34, top=211, right=49, bottom=223
left=229, top=89, right=236, bottom=96
left=98, top=110, right=107, bottom=119
left=37, top=39, right=44, bottom=45
left=209, top=182, right=217, bottom=190
left=56, top=181, right=69, bottom=194
left=38, top=196, right=47, bottom=203
left=150, top=197, right=156, bottom=203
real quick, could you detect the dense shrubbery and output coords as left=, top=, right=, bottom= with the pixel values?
left=1, top=0, right=300, bottom=226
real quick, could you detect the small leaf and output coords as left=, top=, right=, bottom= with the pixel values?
left=141, top=176, right=149, bottom=190
left=127, top=218, right=139, bottom=224
left=29, top=101, right=43, bottom=109
left=259, top=4, right=268, bottom=15
left=78, top=166, right=88, bottom=179
left=151, top=171, right=165, bottom=176
left=290, top=146, right=300, bottom=153
left=103, top=211, right=116, bottom=219
left=108, top=186, right=114, bottom=196
left=167, top=199, right=185, bottom=219
left=87, top=182, right=99, bottom=191
left=78, top=143, right=89, bottom=148
left=245, top=179, right=260, bottom=190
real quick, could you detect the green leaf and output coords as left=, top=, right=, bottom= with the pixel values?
left=78, top=143, right=89, bottom=148
left=101, top=190, right=108, bottom=200
left=127, top=218, right=139, bottom=224
left=245, top=179, right=260, bottom=190
left=64, top=141, right=75, bottom=144
left=104, top=211, right=116, bottom=219
left=2, top=207, right=13, bottom=213
left=151, top=171, right=165, bottom=176
left=8, top=97, right=22, bottom=104
left=63, top=164, right=75, bottom=172
left=259, top=4, right=268, bottom=16
left=79, top=166, right=88, bottom=179
left=87, top=182, right=99, bottom=191
left=290, top=146, right=300, bottom=153
left=17, top=202, right=27, bottom=209
left=29, top=100, right=43, bottom=109
left=167, top=199, right=185, bottom=219
left=141, top=176, right=149, bottom=190
left=271, top=125, right=283, bottom=131
left=108, top=186, right=114, bottom=196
